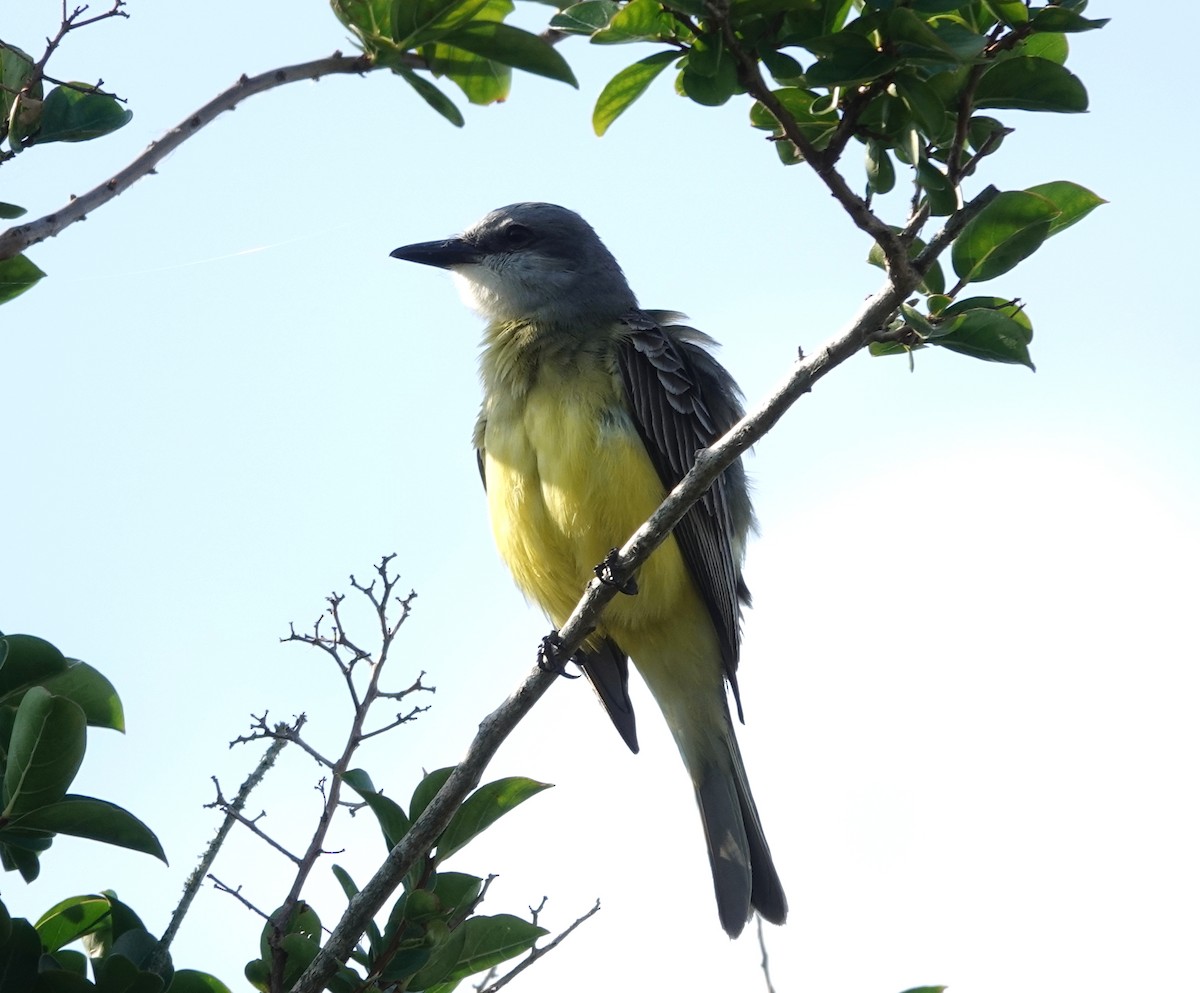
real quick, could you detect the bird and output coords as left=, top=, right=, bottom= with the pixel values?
left=390, top=203, right=786, bottom=937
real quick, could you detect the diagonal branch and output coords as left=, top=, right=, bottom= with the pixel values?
left=287, top=183, right=999, bottom=993
left=0, top=51, right=392, bottom=261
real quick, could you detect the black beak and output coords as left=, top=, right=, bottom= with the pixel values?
left=389, top=237, right=479, bottom=269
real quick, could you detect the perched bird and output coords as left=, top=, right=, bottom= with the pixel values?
left=390, top=203, right=786, bottom=937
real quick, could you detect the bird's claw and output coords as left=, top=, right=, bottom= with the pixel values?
left=594, top=548, right=638, bottom=595
left=537, top=631, right=580, bottom=678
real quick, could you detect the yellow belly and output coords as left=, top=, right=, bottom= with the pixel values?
left=483, top=376, right=694, bottom=646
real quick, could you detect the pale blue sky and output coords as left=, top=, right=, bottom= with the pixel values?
left=3, top=2, right=1198, bottom=991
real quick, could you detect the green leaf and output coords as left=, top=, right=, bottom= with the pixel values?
left=884, top=7, right=961, bottom=62
left=865, top=139, right=895, bottom=194
left=40, top=660, right=124, bottom=731
left=802, top=32, right=898, bottom=86
left=0, top=837, right=44, bottom=881
left=966, top=114, right=1010, bottom=157
left=935, top=298, right=1034, bottom=369
left=549, top=0, right=618, bottom=34
left=392, top=0, right=492, bottom=48
left=749, top=88, right=840, bottom=155
left=1029, top=7, right=1108, bottom=32
left=593, top=51, right=677, bottom=135
left=342, top=769, right=411, bottom=849
left=2, top=687, right=86, bottom=819
left=982, top=0, right=1028, bottom=25
left=331, top=863, right=383, bottom=953
left=0, top=635, right=69, bottom=700
left=330, top=0, right=394, bottom=43
left=974, top=57, right=1087, bottom=113
left=0, top=44, right=39, bottom=123
left=0, top=918, right=40, bottom=991
left=951, top=189, right=1059, bottom=283
left=437, top=22, right=577, bottom=86
left=164, top=970, right=233, bottom=993
left=34, top=85, right=133, bottom=144
left=410, top=767, right=454, bottom=824
left=916, top=159, right=958, bottom=216
left=437, top=777, right=551, bottom=862
left=10, top=795, right=166, bottom=862
left=895, top=73, right=947, bottom=138
left=34, top=893, right=113, bottom=952
left=592, top=0, right=683, bottom=44
left=0, top=202, right=26, bottom=219
left=421, top=915, right=547, bottom=989
left=677, top=58, right=739, bottom=107
left=760, top=49, right=804, bottom=84
left=431, top=871, right=483, bottom=917
left=395, top=64, right=467, bottom=124
left=1024, top=180, right=1105, bottom=237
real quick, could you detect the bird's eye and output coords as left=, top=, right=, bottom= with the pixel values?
left=503, top=223, right=533, bottom=248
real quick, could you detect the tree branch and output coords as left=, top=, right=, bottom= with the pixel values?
left=0, top=51, right=389, bottom=261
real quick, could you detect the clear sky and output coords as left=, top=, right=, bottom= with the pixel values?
left=4, top=2, right=1198, bottom=992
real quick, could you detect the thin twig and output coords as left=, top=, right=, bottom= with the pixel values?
left=478, top=900, right=602, bottom=993
left=155, top=737, right=286, bottom=964
left=209, top=874, right=272, bottom=920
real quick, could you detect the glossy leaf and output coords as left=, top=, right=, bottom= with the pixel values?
left=951, top=190, right=1059, bottom=284
left=677, top=58, right=739, bottom=107
left=34, top=893, right=112, bottom=952
left=437, top=22, right=577, bottom=86
left=0, top=202, right=26, bottom=219
left=592, top=0, right=685, bottom=44
left=593, top=51, right=677, bottom=135
left=421, top=914, right=546, bottom=989
left=40, top=660, right=124, bottom=731
left=866, top=232, right=945, bottom=296
left=3, top=688, right=86, bottom=819
left=974, top=57, right=1087, bottom=113
left=342, top=769, right=412, bottom=849
left=11, top=795, right=166, bottom=862
left=410, top=767, right=454, bottom=824
left=1025, top=180, right=1105, bottom=237
left=35, top=85, right=133, bottom=144
left=982, top=0, right=1027, bottom=25
left=437, top=777, right=551, bottom=861
left=0, top=635, right=69, bottom=700
left=935, top=298, right=1034, bottom=369
left=749, top=88, right=840, bottom=154
left=549, top=0, right=618, bottom=34
left=431, top=871, right=484, bottom=917
left=803, top=33, right=898, bottom=86
left=1030, top=8, right=1108, bottom=32
left=865, top=139, right=895, bottom=194
left=396, top=64, right=468, bottom=123
left=0, top=918, right=40, bottom=990
left=392, top=0, right=491, bottom=47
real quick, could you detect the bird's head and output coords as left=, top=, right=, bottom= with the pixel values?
left=390, top=203, right=638, bottom=326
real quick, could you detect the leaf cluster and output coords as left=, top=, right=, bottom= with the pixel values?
left=557, top=0, right=1106, bottom=370
left=1, top=6, right=134, bottom=303
left=0, top=634, right=164, bottom=880
left=242, top=767, right=550, bottom=992
left=330, top=0, right=578, bottom=126
left=0, top=889, right=229, bottom=993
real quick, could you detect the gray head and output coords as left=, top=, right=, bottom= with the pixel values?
left=390, top=203, right=638, bottom=326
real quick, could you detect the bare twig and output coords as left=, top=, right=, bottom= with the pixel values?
left=209, top=874, right=272, bottom=920
left=205, top=777, right=304, bottom=865
left=154, top=737, right=287, bottom=965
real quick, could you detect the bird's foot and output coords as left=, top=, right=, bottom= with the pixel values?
left=537, top=631, right=580, bottom=679
left=594, top=549, right=638, bottom=595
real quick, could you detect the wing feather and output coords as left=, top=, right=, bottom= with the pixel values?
left=616, top=312, right=754, bottom=717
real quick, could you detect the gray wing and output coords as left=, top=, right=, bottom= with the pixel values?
left=616, top=311, right=754, bottom=719
left=474, top=409, right=640, bottom=751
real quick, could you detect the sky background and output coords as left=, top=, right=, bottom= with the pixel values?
left=4, top=2, right=1198, bottom=992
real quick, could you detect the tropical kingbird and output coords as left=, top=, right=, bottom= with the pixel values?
left=390, top=203, right=786, bottom=937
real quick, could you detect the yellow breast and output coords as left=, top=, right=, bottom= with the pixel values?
left=483, top=367, right=693, bottom=642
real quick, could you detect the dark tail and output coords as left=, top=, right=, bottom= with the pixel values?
left=693, top=727, right=787, bottom=937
